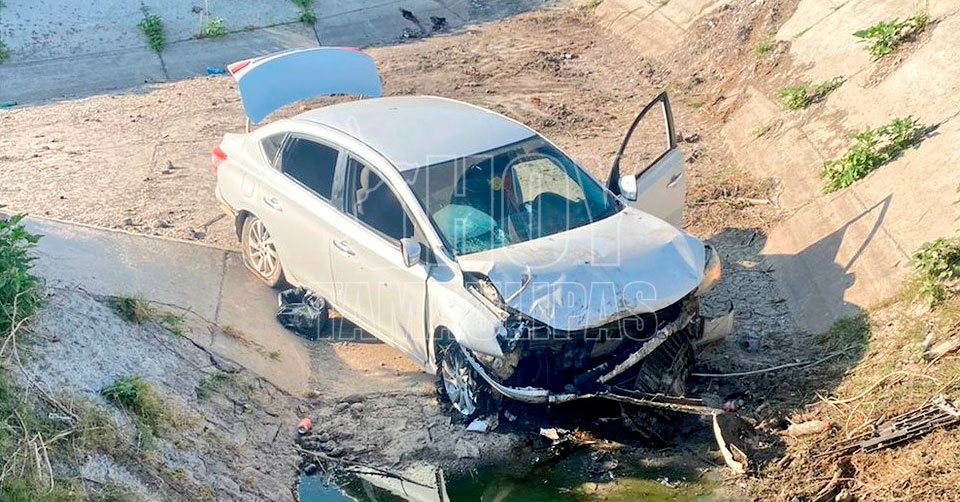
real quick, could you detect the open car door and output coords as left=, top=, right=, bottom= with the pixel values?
left=606, top=92, right=685, bottom=227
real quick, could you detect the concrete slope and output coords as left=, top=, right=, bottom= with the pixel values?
left=595, top=0, right=960, bottom=333
left=26, top=216, right=431, bottom=397
left=0, top=0, right=548, bottom=104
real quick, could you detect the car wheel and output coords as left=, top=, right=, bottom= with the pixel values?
left=241, top=215, right=285, bottom=288
left=437, top=343, right=485, bottom=420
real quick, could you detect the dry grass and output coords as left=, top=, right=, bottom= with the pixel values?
left=746, top=295, right=960, bottom=501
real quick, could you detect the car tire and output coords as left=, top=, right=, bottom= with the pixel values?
left=436, top=341, right=487, bottom=421
left=240, top=215, right=286, bottom=288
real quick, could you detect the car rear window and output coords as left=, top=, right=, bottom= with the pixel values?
left=279, top=137, right=339, bottom=200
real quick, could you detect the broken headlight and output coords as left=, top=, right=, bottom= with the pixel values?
left=465, top=272, right=505, bottom=309
left=696, top=244, right=722, bottom=296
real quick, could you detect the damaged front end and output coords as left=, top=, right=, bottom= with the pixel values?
left=459, top=245, right=733, bottom=407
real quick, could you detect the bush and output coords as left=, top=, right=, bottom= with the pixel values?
left=200, top=17, right=228, bottom=38
left=137, top=8, right=165, bottom=53
left=101, top=376, right=163, bottom=430
left=0, top=213, right=41, bottom=336
left=854, top=13, right=928, bottom=60
left=911, top=238, right=960, bottom=303
left=778, top=76, right=844, bottom=110
left=820, top=116, right=925, bottom=192
left=753, top=39, right=774, bottom=57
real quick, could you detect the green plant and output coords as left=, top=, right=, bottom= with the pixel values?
left=157, top=313, right=186, bottom=336
left=778, top=76, right=844, bottom=110
left=101, top=376, right=163, bottom=430
left=818, top=314, right=871, bottom=352
left=0, top=39, right=9, bottom=64
left=200, top=17, right=228, bottom=38
left=137, top=7, right=166, bottom=53
left=753, top=39, right=774, bottom=57
left=0, top=212, right=42, bottom=336
left=821, top=116, right=924, bottom=192
left=854, top=13, right=928, bottom=60
left=267, top=350, right=281, bottom=360
left=579, top=0, right=604, bottom=10
left=290, top=0, right=317, bottom=25
left=107, top=296, right=154, bottom=324
left=195, top=370, right=233, bottom=400
left=910, top=238, right=960, bottom=303
left=752, top=123, right=772, bottom=138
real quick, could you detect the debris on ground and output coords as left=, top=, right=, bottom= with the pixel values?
left=713, top=412, right=757, bottom=475
left=276, top=287, right=328, bottom=340
left=466, top=414, right=498, bottom=433
left=819, top=395, right=960, bottom=458
left=785, top=419, right=832, bottom=437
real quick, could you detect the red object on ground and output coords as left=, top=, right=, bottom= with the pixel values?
left=297, top=417, right=312, bottom=435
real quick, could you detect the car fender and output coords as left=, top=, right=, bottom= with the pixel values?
left=426, top=265, right=504, bottom=371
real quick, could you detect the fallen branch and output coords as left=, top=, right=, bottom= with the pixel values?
left=827, top=371, right=940, bottom=406
left=691, top=351, right=844, bottom=378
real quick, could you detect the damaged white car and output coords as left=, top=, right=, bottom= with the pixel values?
left=213, top=48, right=732, bottom=425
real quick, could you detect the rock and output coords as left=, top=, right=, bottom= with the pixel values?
left=334, top=402, right=350, bottom=413
left=343, top=394, right=364, bottom=404
left=454, top=439, right=480, bottom=459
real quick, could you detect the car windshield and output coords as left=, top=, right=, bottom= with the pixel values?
left=402, top=136, right=621, bottom=256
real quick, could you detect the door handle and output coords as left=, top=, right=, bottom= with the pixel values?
left=263, top=196, right=283, bottom=211
left=666, top=172, right=683, bottom=188
left=333, top=239, right=355, bottom=257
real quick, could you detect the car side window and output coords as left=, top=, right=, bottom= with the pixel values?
left=279, top=137, right=339, bottom=200
left=261, top=134, right=285, bottom=167
left=345, top=156, right=414, bottom=243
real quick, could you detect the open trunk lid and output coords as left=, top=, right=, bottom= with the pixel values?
left=229, top=47, right=382, bottom=124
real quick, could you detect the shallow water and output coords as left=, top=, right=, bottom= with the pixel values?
left=299, top=449, right=714, bottom=502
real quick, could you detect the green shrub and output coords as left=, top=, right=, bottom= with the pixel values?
left=137, top=8, right=165, bottom=53
left=778, top=76, right=844, bottom=110
left=911, top=238, right=960, bottom=303
left=821, top=116, right=924, bottom=192
left=290, top=0, right=317, bottom=25
left=101, top=376, right=163, bottom=430
left=0, top=212, right=41, bottom=335
left=200, top=17, right=228, bottom=38
left=753, top=39, right=774, bottom=57
left=854, top=13, right=928, bottom=60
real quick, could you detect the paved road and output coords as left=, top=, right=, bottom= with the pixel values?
left=27, top=216, right=432, bottom=396
left=0, top=0, right=549, bottom=104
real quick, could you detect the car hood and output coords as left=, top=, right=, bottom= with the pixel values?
left=457, top=206, right=705, bottom=331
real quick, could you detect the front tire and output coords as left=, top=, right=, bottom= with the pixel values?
left=437, top=342, right=486, bottom=420
left=241, top=215, right=285, bottom=288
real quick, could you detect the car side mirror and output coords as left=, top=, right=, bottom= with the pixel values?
left=400, top=238, right=422, bottom=268
left=618, top=174, right=638, bottom=201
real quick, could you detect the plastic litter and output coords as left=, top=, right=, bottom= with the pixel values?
left=276, top=287, right=328, bottom=340
left=297, top=417, right=313, bottom=435
left=0, top=100, right=16, bottom=108
left=786, top=420, right=832, bottom=437
left=206, top=66, right=227, bottom=75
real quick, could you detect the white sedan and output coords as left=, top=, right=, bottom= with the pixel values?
left=213, top=48, right=729, bottom=431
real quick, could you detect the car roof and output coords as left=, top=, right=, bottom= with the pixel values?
left=295, top=96, right=536, bottom=171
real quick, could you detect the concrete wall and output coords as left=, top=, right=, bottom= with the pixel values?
left=0, top=0, right=548, bottom=104
left=595, top=0, right=960, bottom=333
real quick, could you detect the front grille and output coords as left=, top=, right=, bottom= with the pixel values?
left=504, top=293, right=699, bottom=392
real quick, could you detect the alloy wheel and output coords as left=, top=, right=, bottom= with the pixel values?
left=441, top=347, right=480, bottom=417
left=246, top=219, right=279, bottom=279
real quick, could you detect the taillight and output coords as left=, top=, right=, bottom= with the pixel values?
left=211, top=146, right=227, bottom=174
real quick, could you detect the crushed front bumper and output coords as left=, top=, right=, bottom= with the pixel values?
left=463, top=303, right=735, bottom=405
